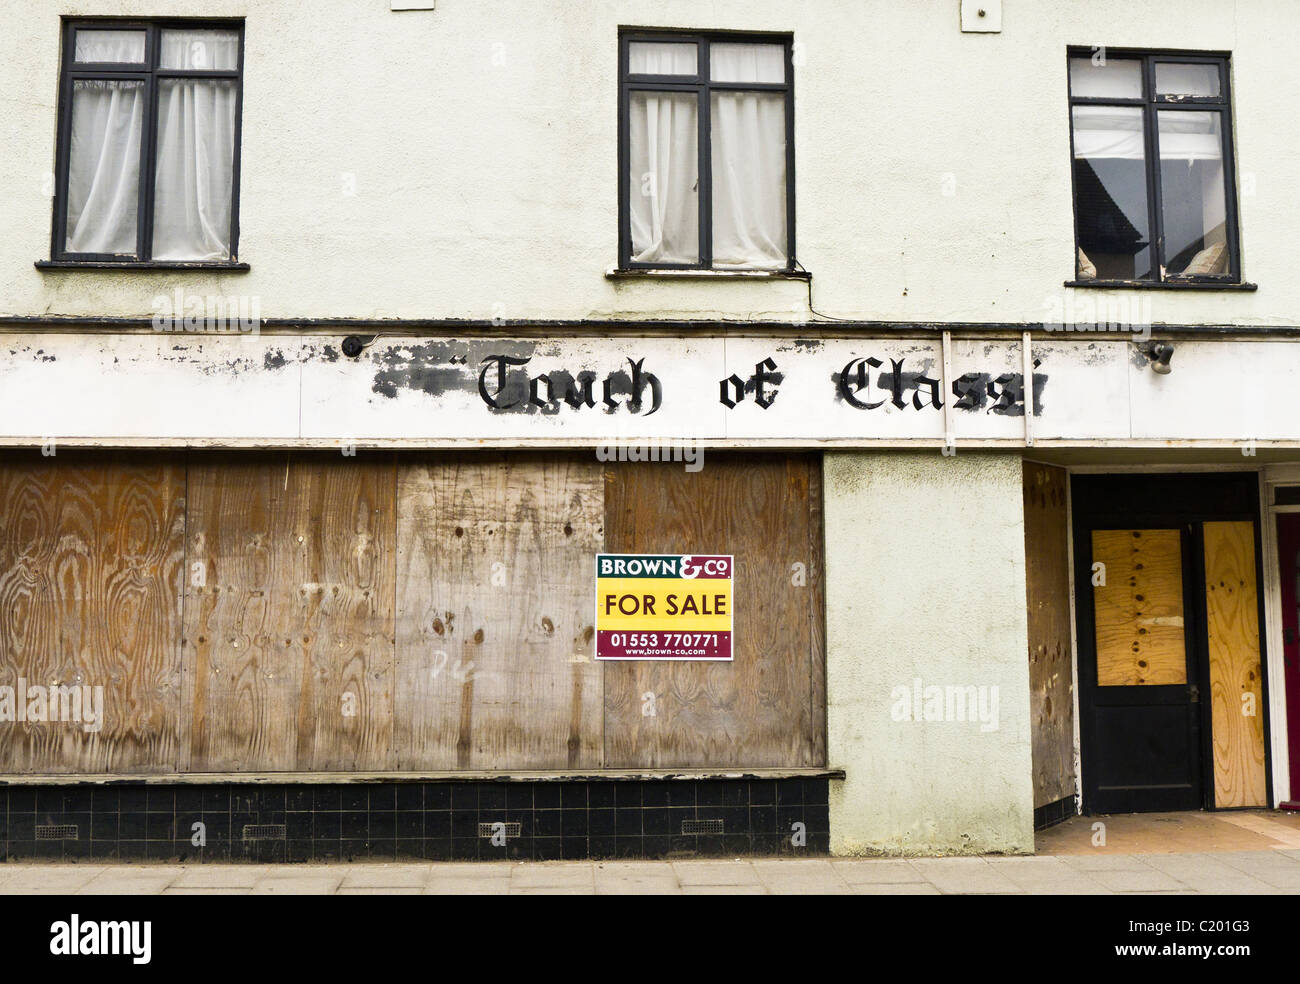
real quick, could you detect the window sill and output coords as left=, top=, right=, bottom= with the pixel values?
left=607, top=266, right=810, bottom=281
left=36, top=260, right=250, bottom=272
left=1065, top=278, right=1257, bottom=291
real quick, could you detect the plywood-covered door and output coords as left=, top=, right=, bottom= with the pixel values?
left=1081, top=526, right=1203, bottom=812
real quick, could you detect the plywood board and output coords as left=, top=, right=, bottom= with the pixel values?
left=0, top=452, right=185, bottom=773
left=182, top=453, right=396, bottom=772
left=602, top=454, right=822, bottom=768
left=1203, top=520, right=1267, bottom=808
left=393, top=454, right=604, bottom=770
left=1093, top=529, right=1186, bottom=686
left=1023, top=461, right=1075, bottom=808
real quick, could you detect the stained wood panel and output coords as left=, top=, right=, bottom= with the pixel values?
left=182, top=453, right=396, bottom=772
left=0, top=452, right=185, bottom=773
left=1022, top=461, right=1075, bottom=808
left=1203, top=520, right=1267, bottom=808
left=394, top=454, right=604, bottom=770
left=1093, top=529, right=1186, bottom=686
left=603, top=454, right=823, bottom=768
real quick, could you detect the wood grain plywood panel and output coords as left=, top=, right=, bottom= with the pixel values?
left=1023, top=461, right=1075, bottom=808
left=0, top=452, right=185, bottom=773
left=182, top=454, right=396, bottom=772
left=1093, top=529, right=1186, bottom=687
left=602, top=454, right=821, bottom=769
left=1203, top=520, right=1267, bottom=808
left=394, top=454, right=604, bottom=770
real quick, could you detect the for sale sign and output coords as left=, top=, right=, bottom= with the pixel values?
left=595, top=554, right=734, bottom=661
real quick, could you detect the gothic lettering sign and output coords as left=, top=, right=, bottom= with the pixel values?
left=0, top=331, right=1196, bottom=445
left=595, top=554, right=734, bottom=661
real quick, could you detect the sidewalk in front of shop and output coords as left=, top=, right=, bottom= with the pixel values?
left=2, top=809, right=1298, bottom=894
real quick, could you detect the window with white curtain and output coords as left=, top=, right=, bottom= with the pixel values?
left=52, top=21, right=243, bottom=264
left=619, top=32, right=793, bottom=271
left=1068, top=50, right=1240, bottom=284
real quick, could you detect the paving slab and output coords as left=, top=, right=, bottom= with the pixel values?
left=1086, top=867, right=1189, bottom=893
left=985, top=856, right=1113, bottom=894
left=831, top=859, right=925, bottom=884
left=593, top=862, right=680, bottom=894
left=850, top=882, right=941, bottom=895
left=250, top=875, right=344, bottom=894
left=339, top=864, right=433, bottom=889
left=0, top=867, right=106, bottom=892
left=751, top=859, right=851, bottom=894
left=1213, top=851, right=1300, bottom=889
left=425, top=877, right=510, bottom=895
left=510, top=863, right=596, bottom=890
left=672, top=861, right=763, bottom=887
left=907, top=858, right=1023, bottom=894
left=170, top=865, right=272, bottom=889
left=77, top=867, right=184, bottom=894
left=1058, top=853, right=1157, bottom=873
left=1139, top=852, right=1281, bottom=893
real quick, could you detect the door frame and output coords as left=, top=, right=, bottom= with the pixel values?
left=1260, top=465, right=1300, bottom=806
left=1069, top=469, right=1273, bottom=813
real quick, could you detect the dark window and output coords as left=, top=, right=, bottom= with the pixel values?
left=618, top=31, right=795, bottom=271
left=1068, top=50, right=1240, bottom=284
left=51, top=20, right=244, bottom=264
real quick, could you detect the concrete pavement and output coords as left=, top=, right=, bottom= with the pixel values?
left=0, top=851, right=1298, bottom=895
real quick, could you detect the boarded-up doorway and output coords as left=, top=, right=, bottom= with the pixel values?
left=1072, top=473, right=1269, bottom=813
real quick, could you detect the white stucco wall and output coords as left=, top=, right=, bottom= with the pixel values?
left=3, top=0, right=1298, bottom=326
left=825, top=451, right=1034, bottom=855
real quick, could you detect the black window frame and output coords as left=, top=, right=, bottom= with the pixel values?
left=1066, top=47, right=1242, bottom=286
left=617, top=28, right=796, bottom=272
left=49, top=18, right=246, bottom=267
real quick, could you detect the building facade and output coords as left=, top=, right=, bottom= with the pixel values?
left=0, top=0, right=1295, bottom=860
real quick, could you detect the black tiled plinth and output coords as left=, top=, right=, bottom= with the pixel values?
left=0, top=778, right=829, bottom=862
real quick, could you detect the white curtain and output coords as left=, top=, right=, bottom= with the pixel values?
left=1072, top=105, right=1222, bottom=162
left=152, top=30, right=239, bottom=260
left=65, top=31, right=146, bottom=254
left=73, top=28, right=145, bottom=64
left=628, top=91, right=699, bottom=264
left=709, top=44, right=787, bottom=268
left=628, top=41, right=696, bottom=76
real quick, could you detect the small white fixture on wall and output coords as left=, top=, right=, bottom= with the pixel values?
left=391, top=1, right=435, bottom=10
left=961, top=0, right=1002, bottom=33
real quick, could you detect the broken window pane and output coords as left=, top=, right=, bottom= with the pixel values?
left=1155, top=63, right=1220, bottom=99
left=1071, top=105, right=1153, bottom=279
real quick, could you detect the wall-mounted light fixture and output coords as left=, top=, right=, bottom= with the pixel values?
left=1138, top=341, right=1174, bottom=375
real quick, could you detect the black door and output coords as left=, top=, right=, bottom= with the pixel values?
left=1072, top=473, right=1260, bottom=814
